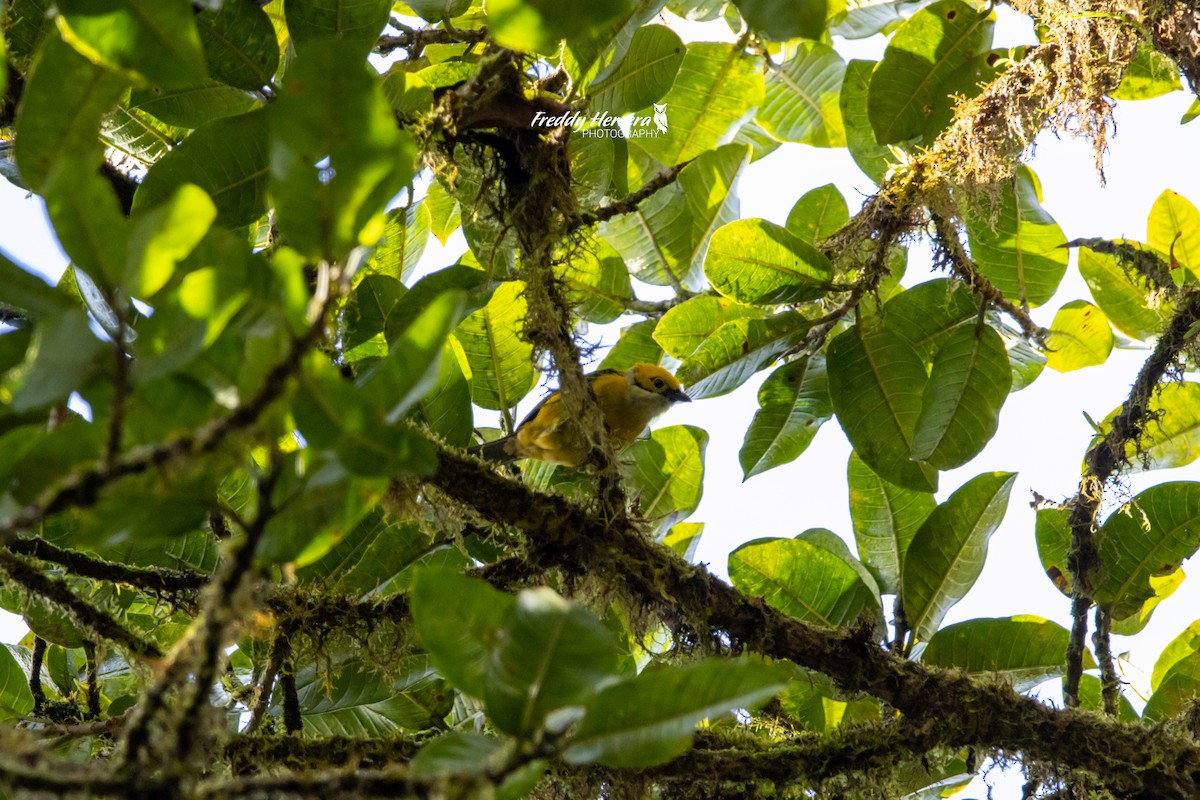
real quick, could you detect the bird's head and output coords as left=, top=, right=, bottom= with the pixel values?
left=628, top=363, right=692, bottom=405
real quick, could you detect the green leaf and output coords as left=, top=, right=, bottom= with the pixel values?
left=1005, top=334, right=1047, bottom=392
left=4, top=0, right=55, bottom=65
left=364, top=203, right=431, bottom=283
left=676, top=311, right=810, bottom=399
left=848, top=451, right=935, bottom=595
left=564, top=659, right=787, bottom=767
left=881, top=279, right=977, bottom=363
left=840, top=59, right=891, bottom=184
left=731, top=0, right=827, bottom=40
left=102, top=102, right=187, bottom=167
left=624, top=425, right=707, bottom=532
left=1078, top=247, right=1172, bottom=341
left=758, top=41, right=845, bottom=147
left=867, top=0, right=993, bottom=144
left=796, top=528, right=883, bottom=616
left=1093, top=482, right=1200, bottom=619
left=1044, top=300, right=1113, bottom=373
left=634, top=43, right=764, bottom=166
left=292, top=656, right=451, bottom=736
left=558, top=237, right=632, bottom=324
left=487, top=0, right=634, bottom=54
left=357, top=290, right=465, bottom=425
left=410, top=732, right=504, bottom=779
left=588, top=25, right=685, bottom=116
left=14, top=32, right=127, bottom=192
left=285, top=0, right=391, bottom=57
left=1111, top=41, right=1180, bottom=101
left=1090, top=382, right=1200, bottom=474
left=1110, top=570, right=1183, bottom=636
left=963, top=166, right=1068, bottom=307
left=344, top=274, right=405, bottom=352
left=423, top=180, right=462, bottom=245
left=42, top=165, right=128, bottom=287
left=269, top=39, right=418, bottom=262
left=922, top=616, right=1090, bottom=692
left=0, top=251, right=74, bottom=318
left=654, top=296, right=765, bottom=360
left=454, top=281, right=537, bottom=410
left=663, top=521, right=704, bottom=560
left=1147, top=189, right=1200, bottom=280
left=600, top=319, right=664, bottom=372
left=1152, top=621, right=1200, bottom=692
left=600, top=142, right=748, bottom=290
left=412, top=344, right=475, bottom=447
left=412, top=569, right=515, bottom=698
left=705, top=218, right=833, bottom=305
left=126, top=184, right=217, bottom=297
left=729, top=537, right=879, bottom=627
left=0, top=645, right=36, bottom=721
left=486, top=588, right=624, bottom=737
left=786, top=184, right=848, bottom=244
left=57, top=0, right=208, bottom=89
left=1034, top=506, right=1072, bottom=596
left=134, top=108, right=269, bottom=228
left=1183, top=98, right=1200, bottom=124
left=405, top=0, right=473, bottom=21
left=128, top=82, right=260, bottom=129
left=827, top=318, right=937, bottom=492
left=740, top=357, right=833, bottom=479
left=11, top=309, right=107, bottom=412
left=911, top=325, right=1012, bottom=469
left=901, top=471, right=1016, bottom=642
left=1145, top=650, right=1200, bottom=723
left=196, top=0, right=280, bottom=91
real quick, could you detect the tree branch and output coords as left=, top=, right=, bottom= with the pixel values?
left=575, top=159, right=693, bottom=230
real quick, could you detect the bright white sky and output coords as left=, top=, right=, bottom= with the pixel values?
left=1, top=7, right=1198, bottom=794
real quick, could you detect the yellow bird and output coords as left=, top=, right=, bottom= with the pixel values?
left=471, top=363, right=692, bottom=467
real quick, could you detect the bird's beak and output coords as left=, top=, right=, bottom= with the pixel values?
left=668, top=388, right=692, bottom=403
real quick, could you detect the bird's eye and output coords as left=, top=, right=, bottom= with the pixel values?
left=653, top=378, right=666, bottom=389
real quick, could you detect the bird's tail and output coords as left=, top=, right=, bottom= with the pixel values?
left=468, top=435, right=517, bottom=463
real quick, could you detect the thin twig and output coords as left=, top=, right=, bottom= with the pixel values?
left=1093, top=605, right=1121, bottom=716
left=576, top=159, right=694, bottom=229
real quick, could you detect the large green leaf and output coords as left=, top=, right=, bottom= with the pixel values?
left=601, top=319, right=664, bottom=371
left=588, top=25, right=685, bottom=116
left=911, top=324, right=1012, bottom=469
left=705, top=218, right=833, bottom=305
left=14, top=32, right=127, bottom=192
left=558, top=236, right=633, bottom=324
left=963, top=166, right=1068, bottom=308
left=453, top=281, right=537, bottom=410
left=102, top=102, right=187, bottom=167
left=1033, top=506, right=1072, bottom=596
left=1043, top=300, right=1113, bottom=373
left=564, top=659, right=787, bottom=767
left=412, top=569, right=514, bottom=699
left=0, top=645, right=35, bottom=722
left=11, top=309, right=107, bottom=413
left=412, top=343, right=475, bottom=447
left=729, top=537, right=879, bottom=627
left=847, top=451, right=935, bottom=595
left=125, top=183, right=217, bottom=297
left=922, top=616, right=1091, bottom=692
left=676, top=310, right=810, bottom=399
left=654, top=296, right=765, bottom=360
left=1093, top=482, right=1200, bottom=619
left=485, top=588, right=624, bottom=737
left=285, top=0, right=391, bottom=57
left=42, top=165, right=128, bottom=287
left=57, top=0, right=208, bottom=89
left=867, top=0, right=993, bottom=144
left=786, top=183, right=849, bottom=244
left=758, top=41, right=845, bottom=147
left=291, top=656, right=452, bottom=736
left=599, top=143, right=747, bottom=290
left=901, top=472, right=1016, bottom=642
left=4, top=0, right=54, bottom=66
left=410, top=732, right=504, bottom=779
left=740, top=357, right=833, bottom=480
left=270, top=39, right=417, bottom=262
left=195, top=0, right=280, bottom=91
left=732, top=0, right=828, bottom=41
left=1147, top=189, right=1200, bottom=280
left=840, top=59, right=891, bottom=184
left=0, top=252, right=74, bottom=319
left=634, top=43, right=764, bottom=166
left=1145, top=650, right=1200, bottom=723
left=1111, top=41, right=1181, bottom=100
left=127, top=82, right=261, bottom=130
left=133, top=109, right=269, bottom=228
left=882, top=279, right=977, bottom=363
left=1078, top=246, right=1173, bottom=341
left=1093, top=382, right=1200, bottom=474
left=827, top=318, right=937, bottom=492
left=1152, top=621, right=1200, bottom=692
left=364, top=203, right=431, bottom=283
left=624, top=425, right=707, bottom=532
left=487, top=0, right=634, bottom=54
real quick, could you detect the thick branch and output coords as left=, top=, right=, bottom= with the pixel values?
left=6, top=536, right=208, bottom=595
left=427, top=446, right=1200, bottom=797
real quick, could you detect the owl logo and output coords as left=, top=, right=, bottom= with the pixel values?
left=653, top=103, right=668, bottom=134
